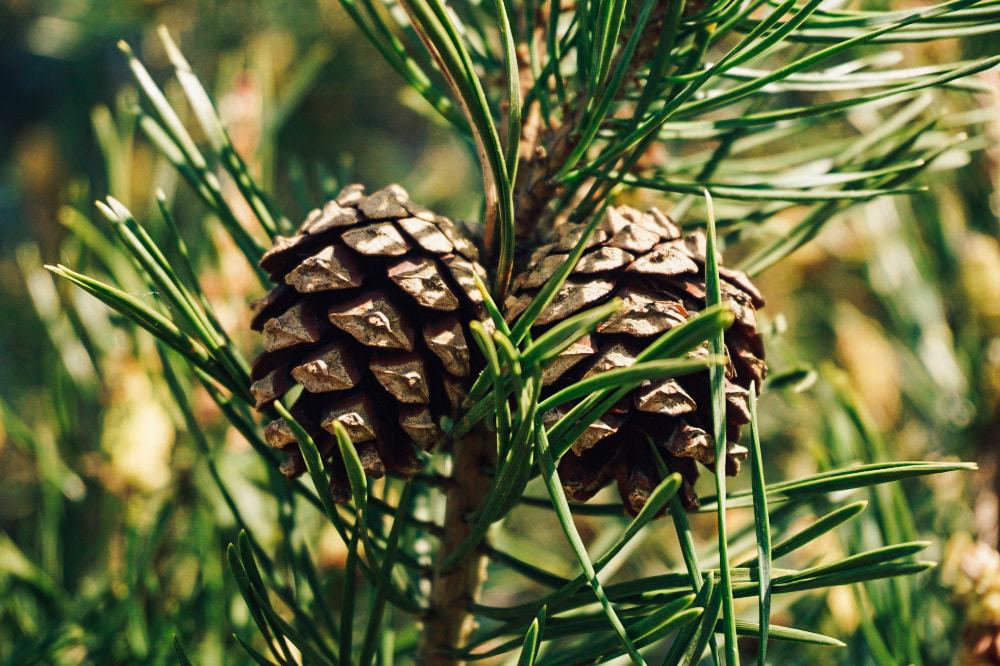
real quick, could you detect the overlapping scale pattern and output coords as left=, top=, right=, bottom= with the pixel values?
left=250, top=184, right=487, bottom=501
left=505, top=205, right=766, bottom=513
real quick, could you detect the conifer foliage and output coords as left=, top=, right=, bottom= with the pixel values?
left=41, top=2, right=1000, bottom=664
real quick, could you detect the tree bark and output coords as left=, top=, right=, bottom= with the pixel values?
left=417, top=428, right=494, bottom=665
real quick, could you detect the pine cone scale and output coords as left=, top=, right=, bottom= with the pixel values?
left=248, top=184, right=487, bottom=500
left=291, top=340, right=364, bottom=393
left=505, top=205, right=767, bottom=514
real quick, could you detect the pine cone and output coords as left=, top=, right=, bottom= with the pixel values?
left=505, top=205, right=766, bottom=514
left=249, top=184, right=487, bottom=501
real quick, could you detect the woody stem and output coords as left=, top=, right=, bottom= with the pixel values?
left=417, top=428, right=494, bottom=665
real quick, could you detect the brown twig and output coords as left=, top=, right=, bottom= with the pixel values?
left=415, top=9, right=669, bottom=663
left=417, top=427, right=495, bottom=665
left=509, top=3, right=673, bottom=244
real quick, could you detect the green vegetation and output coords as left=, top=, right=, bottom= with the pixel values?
left=0, top=1, right=998, bottom=663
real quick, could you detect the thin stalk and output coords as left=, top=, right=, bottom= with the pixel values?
left=417, top=428, right=495, bottom=665
left=705, top=192, right=738, bottom=664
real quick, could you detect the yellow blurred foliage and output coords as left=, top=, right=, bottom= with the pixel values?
left=100, top=360, right=175, bottom=493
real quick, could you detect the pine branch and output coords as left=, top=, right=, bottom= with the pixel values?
left=24, top=8, right=998, bottom=665
left=418, top=428, right=495, bottom=665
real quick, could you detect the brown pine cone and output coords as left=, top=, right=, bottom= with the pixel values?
left=505, top=205, right=766, bottom=514
left=249, top=184, right=488, bottom=501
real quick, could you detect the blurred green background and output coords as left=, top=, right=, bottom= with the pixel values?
left=1, top=0, right=999, bottom=664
